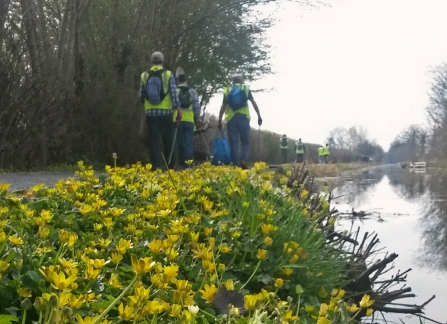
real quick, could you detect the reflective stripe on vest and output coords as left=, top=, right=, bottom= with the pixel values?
left=141, top=66, right=172, bottom=111
left=296, top=142, right=304, bottom=154
left=174, top=88, right=194, bottom=123
left=223, top=84, right=250, bottom=122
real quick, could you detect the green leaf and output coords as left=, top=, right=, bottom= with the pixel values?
left=0, top=315, right=19, bottom=324
left=27, top=270, right=44, bottom=283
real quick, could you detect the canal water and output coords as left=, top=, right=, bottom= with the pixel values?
left=327, top=164, right=447, bottom=323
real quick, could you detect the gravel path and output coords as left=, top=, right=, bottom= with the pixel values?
left=0, top=172, right=76, bottom=192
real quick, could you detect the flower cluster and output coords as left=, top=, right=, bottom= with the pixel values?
left=0, top=161, right=371, bottom=324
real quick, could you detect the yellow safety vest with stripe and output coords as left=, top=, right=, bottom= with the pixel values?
left=173, top=87, right=194, bottom=123
left=280, top=137, right=288, bottom=149
left=296, top=142, right=304, bottom=154
left=140, top=66, right=172, bottom=111
left=223, top=84, right=250, bottom=123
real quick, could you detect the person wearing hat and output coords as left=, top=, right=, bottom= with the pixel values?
left=280, top=134, right=288, bottom=164
left=295, top=138, right=305, bottom=163
left=218, top=74, right=262, bottom=169
left=138, top=51, right=182, bottom=170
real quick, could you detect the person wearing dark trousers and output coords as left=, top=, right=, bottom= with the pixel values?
left=280, top=134, right=288, bottom=164
left=174, top=74, right=201, bottom=169
left=218, top=74, right=262, bottom=169
left=138, top=51, right=181, bottom=170
left=295, top=138, right=305, bottom=163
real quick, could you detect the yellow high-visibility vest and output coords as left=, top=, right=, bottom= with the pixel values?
left=173, top=87, right=194, bottom=123
left=223, top=84, right=250, bottom=123
left=296, top=142, right=304, bottom=154
left=140, top=66, right=172, bottom=111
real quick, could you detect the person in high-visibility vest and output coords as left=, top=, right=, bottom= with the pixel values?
left=323, top=143, right=331, bottom=164
left=218, top=74, right=262, bottom=169
left=138, top=51, right=182, bottom=170
left=317, top=146, right=325, bottom=164
left=280, top=134, right=288, bottom=164
left=295, top=138, right=305, bottom=163
left=173, top=74, right=201, bottom=169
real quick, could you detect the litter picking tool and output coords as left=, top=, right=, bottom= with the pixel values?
left=168, top=123, right=179, bottom=166
left=258, top=125, right=261, bottom=152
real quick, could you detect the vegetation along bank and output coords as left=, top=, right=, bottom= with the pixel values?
left=0, top=161, right=388, bottom=324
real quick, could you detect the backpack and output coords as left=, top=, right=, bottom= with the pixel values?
left=227, top=85, right=248, bottom=110
left=281, top=137, right=288, bottom=146
left=297, top=143, right=303, bottom=150
left=178, top=86, right=192, bottom=108
left=212, top=131, right=232, bottom=165
left=146, top=69, right=168, bottom=104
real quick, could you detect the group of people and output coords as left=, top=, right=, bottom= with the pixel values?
left=280, top=135, right=331, bottom=164
left=139, top=51, right=262, bottom=170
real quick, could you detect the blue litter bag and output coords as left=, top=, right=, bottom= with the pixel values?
left=212, top=130, right=232, bottom=165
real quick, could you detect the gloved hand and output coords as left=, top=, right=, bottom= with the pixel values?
left=258, top=117, right=263, bottom=126
left=218, top=120, right=222, bottom=130
left=176, top=109, right=183, bottom=123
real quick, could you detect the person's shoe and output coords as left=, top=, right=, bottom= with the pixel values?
left=240, top=161, right=248, bottom=170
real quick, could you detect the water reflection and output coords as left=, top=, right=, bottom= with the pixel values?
left=325, top=165, right=447, bottom=322
left=329, top=165, right=447, bottom=272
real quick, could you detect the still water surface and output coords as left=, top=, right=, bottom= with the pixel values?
left=327, top=165, right=447, bottom=323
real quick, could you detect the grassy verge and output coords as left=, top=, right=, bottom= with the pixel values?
left=0, top=162, right=374, bottom=324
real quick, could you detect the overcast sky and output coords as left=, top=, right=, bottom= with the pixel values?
left=206, top=0, right=447, bottom=151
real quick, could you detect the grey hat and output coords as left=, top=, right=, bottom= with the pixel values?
left=232, top=73, right=243, bottom=79
left=151, top=51, right=164, bottom=62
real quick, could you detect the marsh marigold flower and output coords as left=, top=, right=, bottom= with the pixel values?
left=257, top=249, right=268, bottom=260
left=225, top=279, right=234, bottom=290
left=244, top=295, right=258, bottom=310
left=131, top=254, right=155, bottom=274
left=116, top=238, right=133, bottom=254
left=199, top=284, right=217, bottom=303
left=118, top=303, right=134, bottom=321
left=274, top=278, right=284, bottom=288
left=359, top=294, right=374, bottom=308
left=9, top=234, right=24, bottom=245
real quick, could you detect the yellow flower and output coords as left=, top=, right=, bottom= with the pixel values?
left=319, top=303, right=328, bottom=316
left=131, top=254, right=154, bottom=274
left=163, top=264, right=179, bottom=281
left=38, top=226, right=50, bottom=239
left=261, top=224, right=278, bottom=235
left=345, top=303, right=359, bottom=312
left=203, top=227, right=213, bottom=236
left=366, top=308, right=374, bottom=316
left=68, top=294, right=85, bottom=309
left=90, top=259, right=109, bottom=269
left=274, top=278, right=284, bottom=288
left=218, top=245, right=232, bottom=254
left=257, top=249, right=268, bottom=260
left=109, top=273, right=122, bottom=288
left=170, top=304, right=182, bottom=317
left=108, top=252, right=123, bottom=265
left=118, top=303, right=134, bottom=321
left=59, top=258, right=78, bottom=269
left=75, top=314, right=99, bottom=324
left=17, top=287, right=32, bottom=297
left=0, top=232, right=6, bottom=243
left=190, top=232, right=199, bottom=242
left=317, top=317, right=330, bottom=324
left=218, top=263, right=226, bottom=273
left=116, top=238, right=133, bottom=254
left=284, top=310, right=299, bottom=322
left=290, top=254, right=299, bottom=263
left=175, top=280, right=192, bottom=292
left=199, top=284, right=217, bottom=303
left=359, top=294, right=374, bottom=308
left=264, top=236, right=273, bottom=246
left=84, top=265, right=100, bottom=280
left=0, top=260, right=10, bottom=272
left=283, top=267, right=293, bottom=276
left=244, top=295, right=258, bottom=310
left=50, top=271, right=77, bottom=290
left=67, top=232, right=78, bottom=248
left=9, top=234, right=24, bottom=245
left=225, top=279, right=234, bottom=290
